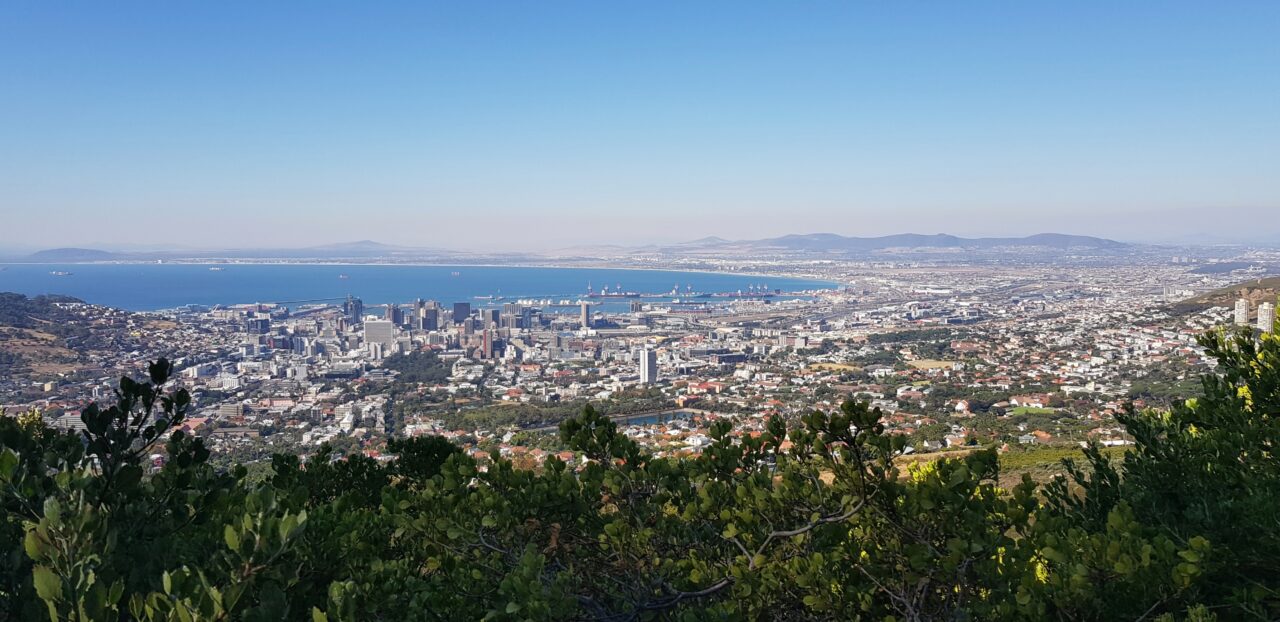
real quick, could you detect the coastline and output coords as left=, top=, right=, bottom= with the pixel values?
left=0, top=260, right=847, bottom=291
left=0, top=261, right=843, bottom=311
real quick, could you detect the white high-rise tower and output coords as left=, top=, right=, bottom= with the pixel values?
left=1258, top=302, right=1276, bottom=334
left=1234, top=298, right=1251, bottom=326
left=639, top=349, right=658, bottom=385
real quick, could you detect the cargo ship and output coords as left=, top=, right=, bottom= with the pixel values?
left=586, top=283, right=640, bottom=298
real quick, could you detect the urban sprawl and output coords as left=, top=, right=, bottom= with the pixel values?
left=5, top=249, right=1280, bottom=472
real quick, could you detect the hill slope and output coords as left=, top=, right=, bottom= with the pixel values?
left=1172, top=276, right=1280, bottom=313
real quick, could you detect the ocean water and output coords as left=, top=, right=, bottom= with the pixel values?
left=0, top=263, right=836, bottom=311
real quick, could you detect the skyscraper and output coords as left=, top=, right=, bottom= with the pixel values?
left=386, top=305, right=403, bottom=326
left=453, top=302, right=471, bottom=325
left=1235, top=298, right=1250, bottom=326
left=1258, top=302, right=1276, bottom=334
left=482, top=308, right=501, bottom=328
left=364, top=320, right=396, bottom=348
left=343, top=295, right=364, bottom=322
left=580, top=302, right=591, bottom=329
left=422, top=308, right=439, bottom=331
left=639, top=349, right=658, bottom=385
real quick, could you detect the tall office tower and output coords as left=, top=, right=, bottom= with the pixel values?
left=343, top=295, right=364, bottom=322
left=580, top=302, right=591, bottom=329
left=1259, top=302, right=1276, bottom=333
left=413, top=299, right=425, bottom=329
left=245, top=317, right=271, bottom=335
left=639, top=349, right=658, bottom=385
left=1235, top=298, right=1251, bottom=326
left=501, top=303, right=521, bottom=329
left=482, top=308, right=501, bottom=328
left=386, top=305, right=403, bottom=326
left=423, top=308, right=439, bottom=331
left=453, top=302, right=472, bottom=324
left=481, top=328, right=495, bottom=359
left=364, top=320, right=396, bottom=348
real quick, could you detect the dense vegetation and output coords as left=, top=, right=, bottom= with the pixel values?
left=379, top=351, right=452, bottom=385
left=2, top=324, right=1279, bottom=620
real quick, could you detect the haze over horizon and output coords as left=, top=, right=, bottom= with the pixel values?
left=2, top=2, right=1277, bottom=251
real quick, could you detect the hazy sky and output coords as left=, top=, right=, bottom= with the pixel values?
left=2, top=2, right=1277, bottom=251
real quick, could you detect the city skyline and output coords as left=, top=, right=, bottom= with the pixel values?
left=2, top=2, right=1278, bottom=250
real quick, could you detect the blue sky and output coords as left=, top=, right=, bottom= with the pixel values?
left=1, top=2, right=1277, bottom=250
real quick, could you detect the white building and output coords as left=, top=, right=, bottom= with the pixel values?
left=1234, top=298, right=1250, bottom=326
left=1259, top=302, right=1276, bottom=334
left=364, top=320, right=396, bottom=347
left=639, top=349, right=658, bottom=385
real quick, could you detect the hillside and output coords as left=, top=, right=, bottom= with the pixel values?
left=0, top=293, right=163, bottom=379
left=25, top=247, right=121, bottom=262
left=1172, top=276, right=1280, bottom=313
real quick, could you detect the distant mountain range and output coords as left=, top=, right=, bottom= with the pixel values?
left=14, top=241, right=462, bottom=262
left=666, top=232, right=1128, bottom=253
left=12, top=233, right=1129, bottom=263
left=25, top=248, right=122, bottom=262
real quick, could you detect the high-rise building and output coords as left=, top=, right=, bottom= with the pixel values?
left=343, top=296, right=364, bottom=322
left=453, top=302, right=472, bottom=324
left=245, top=317, right=271, bottom=335
left=1235, top=298, right=1251, bottom=326
left=422, top=308, right=439, bottom=331
left=364, top=320, right=396, bottom=348
left=501, top=305, right=532, bottom=329
left=386, top=305, right=403, bottom=326
left=1258, top=302, right=1276, bottom=334
left=413, top=299, right=425, bottom=329
left=482, top=308, right=500, bottom=328
left=580, top=302, right=591, bottom=329
left=639, top=349, right=658, bottom=385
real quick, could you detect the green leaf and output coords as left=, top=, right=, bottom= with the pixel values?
left=116, top=464, right=143, bottom=492
left=0, top=448, right=18, bottom=482
left=312, top=608, right=329, bottom=622
left=32, top=565, right=61, bottom=602
left=224, top=525, right=241, bottom=552
left=24, top=530, right=46, bottom=558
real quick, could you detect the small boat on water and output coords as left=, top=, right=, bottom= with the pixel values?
left=208, top=267, right=224, bottom=271
left=338, top=274, right=350, bottom=280
left=50, top=271, right=73, bottom=276
left=451, top=271, right=462, bottom=277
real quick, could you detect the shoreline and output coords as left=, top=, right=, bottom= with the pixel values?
left=0, top=260, right=845, bottom=289
left=0, top=261, right=844, bottom=311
